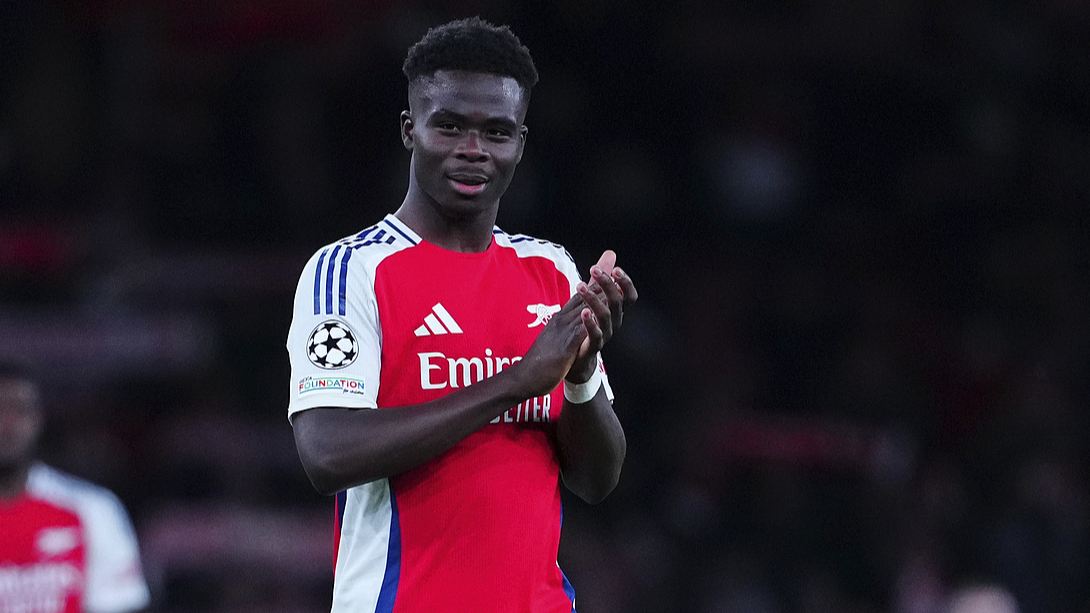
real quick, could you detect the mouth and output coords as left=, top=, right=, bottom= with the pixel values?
left=448, top=173, right=489, bottom=196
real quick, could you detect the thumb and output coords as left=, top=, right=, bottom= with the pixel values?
left=595, top=250, right=617, bottom=275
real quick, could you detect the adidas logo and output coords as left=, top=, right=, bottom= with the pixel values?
left=414, top=303, right=464, bottom=337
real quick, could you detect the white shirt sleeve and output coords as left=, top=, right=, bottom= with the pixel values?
left=82, top=492, right=151, bottom=613
left=287, top=243, right=383, bottom=420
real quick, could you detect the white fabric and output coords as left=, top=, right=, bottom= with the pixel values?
left=286, top=218, right=422, bottom=420
left=563, top=361, right=603, bottom=404
left=331, top=480, right=395, bottom=611
left=26, top=464, right=151, bottom=613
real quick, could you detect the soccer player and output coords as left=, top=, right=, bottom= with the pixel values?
left=0, top=364, right=151, bottom=613
left=946, top=585, right=1020, bottom=613
left=287, top=17, right=638, bottom=613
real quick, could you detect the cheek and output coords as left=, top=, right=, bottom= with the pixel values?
left=415, top=143, right=447, bottom=168
left=411, top=150, right=440, bottom=180
left=493, top=145, right=522, bottom=168
left=496, top=154, right=522, bottom=179
left=0, top=415, right=38, bottom=450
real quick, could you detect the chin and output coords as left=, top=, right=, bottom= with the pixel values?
left=0, top=458, right=26, bottom=475
left=438, top=195, right=494, bottom=218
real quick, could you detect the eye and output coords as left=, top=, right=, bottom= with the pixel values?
left=437, top=122, right=460, bottom=134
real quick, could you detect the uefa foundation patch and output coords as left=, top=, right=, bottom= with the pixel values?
left=306, top=320, right=359, bottom=369
left=298, top=376, right=366, bottom=395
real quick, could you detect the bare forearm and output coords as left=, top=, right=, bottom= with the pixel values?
left=294, top=367, right=531, bottom=494
left=555, top=388, right=626, bottom=504
left=292, top=292, right=602, bottom=495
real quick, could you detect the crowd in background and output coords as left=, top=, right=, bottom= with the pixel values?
left=2, top=1, right=1089, bottom=612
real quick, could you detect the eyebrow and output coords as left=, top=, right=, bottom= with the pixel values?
left=431, top=108, right=519, bottom=128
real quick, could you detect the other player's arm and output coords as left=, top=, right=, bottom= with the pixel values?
left=554, top=254, right=638, bottom=504
left=292, top=293, right=592, bottom=495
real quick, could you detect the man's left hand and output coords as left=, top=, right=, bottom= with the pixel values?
left=566, top=250, right=638, bottom=383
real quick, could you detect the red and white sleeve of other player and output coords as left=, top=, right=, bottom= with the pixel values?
left=286, top=214, right=612, bottom=613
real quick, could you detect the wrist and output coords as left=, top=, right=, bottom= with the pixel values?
left=564, top=361, right=602, bottom=404
left=506, top=356, right=558, bottom=400
left=565, top=355, right=597, bottom=385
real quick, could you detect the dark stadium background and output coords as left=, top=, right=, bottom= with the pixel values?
left=2, top=2, right=1089, bottom=612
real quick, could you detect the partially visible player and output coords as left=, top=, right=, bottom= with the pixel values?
left=288, top=17, right=637, bottom=613
left=0, top=364, right=151, bottom=613
left=945, top=584, right=1020, bottom=613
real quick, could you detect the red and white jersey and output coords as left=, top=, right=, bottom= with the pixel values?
left=0, top=464, right=150, bottom=613
left=287, top=214, right=612, bottom=613
left=0, top=491, right=83, bottom=613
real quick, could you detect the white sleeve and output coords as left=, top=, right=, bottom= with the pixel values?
left=82, top=491, right=151, bottom=613
left=287, top=244, right=382, bottom=420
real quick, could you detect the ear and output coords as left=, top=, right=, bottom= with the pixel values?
left=400, top=110, right=414, bottom=150
left=516, top=125, right=528, bottom=164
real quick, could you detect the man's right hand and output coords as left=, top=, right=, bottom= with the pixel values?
left=511, top=293, right=592, bottom=398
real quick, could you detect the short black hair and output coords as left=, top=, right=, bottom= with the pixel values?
left=403, top=17, right=539, bottom=92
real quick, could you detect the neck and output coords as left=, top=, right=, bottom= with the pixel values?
left=0, top=463, right=29, bottom=499
left=395, top=190, right=498, bottom=253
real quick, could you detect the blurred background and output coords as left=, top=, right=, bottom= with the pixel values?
left=2, top=1, right=1089, bottom=612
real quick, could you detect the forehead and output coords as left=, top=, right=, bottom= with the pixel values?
left=410, top=70, right=527, bottom=120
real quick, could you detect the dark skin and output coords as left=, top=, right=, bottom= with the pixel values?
left=0, top=377, right=42, bottom=499
left=292, top=70, right=638, bottom=503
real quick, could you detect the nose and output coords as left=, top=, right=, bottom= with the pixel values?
left=455, top=131, right=488, bottom=162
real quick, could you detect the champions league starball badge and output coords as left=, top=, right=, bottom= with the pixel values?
left=306, top=321, right=359, bottom=369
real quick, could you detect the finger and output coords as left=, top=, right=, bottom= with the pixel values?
left=612, top=267, right=639, bottom=306
left=576, top=280, right=612, bottom=342
left=595, top=250, right=617, bottom=275
left=566, top=315, right=590, bottom=353
left=541, top=296, right=589, bottom=349
left=537, top=292, right=590, bottom=335
left=580, top=307, right=604, bottom=354
left=590, top=265, right=625, bottom=329
left=559, top=291, right=587, bottom=313
left=581, top=280, right=606, bottom=298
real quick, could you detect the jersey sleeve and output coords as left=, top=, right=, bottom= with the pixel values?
left=287, top=245, right=382, bottom=420
left=82, top=489, right=151, bottom=613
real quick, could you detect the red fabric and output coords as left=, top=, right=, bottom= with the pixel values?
left=371, top=238, right=573, bottom=613
left=0, top=494, right=87, bottom=613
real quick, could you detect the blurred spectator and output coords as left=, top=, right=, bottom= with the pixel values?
left=0, top=363, right=151, bottom=613
left=945, top=585, right=1019, bottom=613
